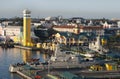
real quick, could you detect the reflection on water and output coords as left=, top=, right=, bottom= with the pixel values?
left=21, top=50, right=49, bottom=63
left=22, top=50, right=32, bottom=63
left=0, top=47, right=49, bottom=79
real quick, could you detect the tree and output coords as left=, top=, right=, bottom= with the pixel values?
left=34, top=28, right=57, bottom=42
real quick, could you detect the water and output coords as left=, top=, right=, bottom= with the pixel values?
left=0, top=47, right=48, bottom=79
left=0, top=47, right=119, bottom=79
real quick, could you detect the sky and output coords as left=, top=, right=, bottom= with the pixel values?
left=0, top=0, right=120, bottom=19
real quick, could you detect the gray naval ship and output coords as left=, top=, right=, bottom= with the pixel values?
left=48, top=43, right=98, bottom=69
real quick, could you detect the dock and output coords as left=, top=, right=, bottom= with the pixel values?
left=9, top=64, right=120, bottom=79
left=78, top=70, right=120, bottom=78
left=14, top=45, right=42, bottom=51
left=16, top=71, right=32, bottom=79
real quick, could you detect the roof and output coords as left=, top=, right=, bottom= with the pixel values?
left=23, top=65, right=36, bottom=70
left=59, top=32, right=77, bottom=38
left=53, top=25, right=75, bottom=29
left=79, top=26, right=103, bottom=30
left=77, top=32, right=96, bottom=39
left=59, top=72, right=82, bottom=79
left=57, top=31, right=97, bottom=40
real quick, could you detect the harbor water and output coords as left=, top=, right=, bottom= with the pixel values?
left=0, top=47, right=49, bottom=79
left=0, top=47, right=120, bottom=79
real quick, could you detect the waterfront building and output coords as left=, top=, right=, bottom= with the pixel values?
left=54, top=32, right=96, bottom=46
left=54, top=32, right=76, bottom=45
left=0, top=25, right=21, bottom=42
left=0, top=25, right=4, bottom=35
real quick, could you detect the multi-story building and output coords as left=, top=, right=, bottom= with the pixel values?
left=79, top=26, right=104, bottom=36
left=103, top=21, right=118, bottom=29
left=0, top=25, right=21, bottom=42
left=53, top=25, right=75, bottom=33
left=54, top=32, right=96, bottom=46
left=2, top=26, right=21, bottom=36
left=53, top=25, right=104, bottom=36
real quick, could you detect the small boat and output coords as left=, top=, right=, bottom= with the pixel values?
left=9, top=63, right=25, bottom=73
left=9, top=65, right=21, bottom=73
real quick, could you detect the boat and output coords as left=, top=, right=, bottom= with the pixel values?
left=89, top=36, right=109, bottom=54
left=80, top=52, right=94, bottom=58
left=27, top=43, right=99, bottom=69
left=47, top=43, right=99, bottom=69
left=9, top=63, right=25, bottom=73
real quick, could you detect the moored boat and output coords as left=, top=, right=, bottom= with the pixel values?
left=9, top=63, right=25, bottom=73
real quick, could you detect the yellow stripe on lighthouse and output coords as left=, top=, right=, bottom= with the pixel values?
left=23, top=9, right=31, bottom=46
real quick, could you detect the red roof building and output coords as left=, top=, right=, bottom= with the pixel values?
left=53, top=25, right=104, bottom=36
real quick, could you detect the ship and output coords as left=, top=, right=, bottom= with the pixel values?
left=22, top=43, right=99, bottom=69
left=44, top=43, right=99, bottom=69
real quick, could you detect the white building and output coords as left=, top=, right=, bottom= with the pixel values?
left=103, top=21, right=118, bottom=29
left=117, top=21, right=120, bottom=28
left=2, top=21, right=13, bottom=26
left=0, top=25, right=21, bottom=41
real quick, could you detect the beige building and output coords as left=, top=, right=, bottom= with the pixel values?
left=53, top=25, right=75, bottom=33
left=53, top=25, right=104, bottom=36
left=2, top=26, right=21, bottom=36
left=79, top=26, right=104, bottom=36
left=53, top=32, right=96, bottom=46
left=0, top=25, right=21, bottom=42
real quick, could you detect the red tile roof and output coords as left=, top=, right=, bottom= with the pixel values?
left=53, top=25, right=75, bottom=28
left=79, top=26, right=103, bottom=29
left=53, top=25, right=103, bottom=29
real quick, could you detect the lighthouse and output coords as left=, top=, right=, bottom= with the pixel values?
left=23, top=9, right=31, bottom=46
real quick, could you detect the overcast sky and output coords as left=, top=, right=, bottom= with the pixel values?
left=0, top=0, right=120, bottom=19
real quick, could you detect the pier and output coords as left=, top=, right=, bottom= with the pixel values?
left=9, top=63, right=120, bottom=79
left=14, top=45, right=42, bottom=51
left=16, top=71, right=32, bottom=79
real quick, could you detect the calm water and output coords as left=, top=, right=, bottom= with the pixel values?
left=0, top=47, right=119, bottom=79
left=0, top=47, right=48, bottom=79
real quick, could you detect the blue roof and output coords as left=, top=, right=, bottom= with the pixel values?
left=59, top=32, right=77, bottom=38
left=78, top=32, right=96, bottom=39
left=58, top=32, right=96, bottom=39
